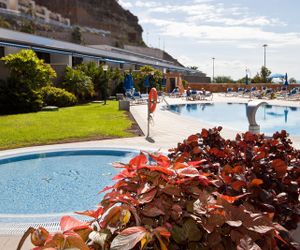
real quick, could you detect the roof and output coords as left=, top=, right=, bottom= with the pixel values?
left=0, top=28, right=195, bottom=72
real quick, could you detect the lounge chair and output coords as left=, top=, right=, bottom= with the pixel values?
left=170, top=88, right=181, bottom=98
left=225, top=88, right=234, bottom=96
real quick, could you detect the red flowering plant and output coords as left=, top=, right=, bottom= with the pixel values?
left=18, top=127, right=299, bottom=250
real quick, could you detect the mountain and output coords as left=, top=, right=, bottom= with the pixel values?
left=34, top=0, right=144, bottom=46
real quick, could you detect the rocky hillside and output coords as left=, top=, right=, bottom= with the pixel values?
left=34, top=0, right=144, bottom=46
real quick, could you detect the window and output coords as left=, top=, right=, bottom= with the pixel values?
left=72, top=56, right=83, bottom=66
left=0, top=47, right=4, bottom=58
left=0, top=3, right=7, bottom=9
left=36, top=51, right=50, bottom=64
left=120, top=63, right=124, bottom=69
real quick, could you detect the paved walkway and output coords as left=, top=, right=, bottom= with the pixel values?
left=1, top=94, right=300, bottom=249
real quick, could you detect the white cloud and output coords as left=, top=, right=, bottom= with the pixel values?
left=118, top=0, right=133, bottom=9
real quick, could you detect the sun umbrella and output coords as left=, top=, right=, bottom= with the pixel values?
left=284, top=73, right=289, bottom=86
left=245, top=74, right=249, bottom=85
left=269, top=73, right=285, bottom=79
left=162, top=77, right=166, bottom=88
left=123, top=74, right=134, bottom=92
left=144, top=75, right=150, bottom=88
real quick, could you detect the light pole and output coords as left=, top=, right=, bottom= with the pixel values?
left=262, top=44, right=267, bottom=68
left=102, top=64, right=109, bottom=105
left=212, top=57, right=215, bottom=83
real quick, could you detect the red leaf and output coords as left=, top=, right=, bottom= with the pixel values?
left=201, top=129, right=209, bottom=138
left=112, top=169, right=136, bottom=180
left=149, top=153, right=170, bottom=168
left=75, top=207, right=104, bottom=219
left=252, top=151, right=266, bottom=161
left=141, top=205, right=165, bottom=217
left=129, top=153, right=147, bottom=167
left=137, top=183, right=155, bottom=195
left=218, top=193, right=249, bottom=203
left=244, top=132, right=256, bottom=142
left=198, top=175, right=211, bottom=186
left=232, top=180, right=247, bottom=191
left=249, top=179, right=263, bottom=187
left=209, top=148, right=225, bottom=158
left=232, top=165, right=244, bottom=174
left=138, top=189, right=157, bottom=204
left=272, top=159, right=287, bottom=178
left=237, top=235, right=262, bottom=250
left=188, top=160, right=207, bottom=168
left=154, top=227, right=171, bottom=238
left=60, top=216, right=89, bottom=232
left=143, top=166, right=175, bottom=176
left=177, top=167, right=199, bottom=178
left=187, top=134, right=198, bottom=143
left=98, top=186, right=113, bottom=194
left=111, top=227, right=148, bottom=250
left=120, top=226, right=147, bottom=235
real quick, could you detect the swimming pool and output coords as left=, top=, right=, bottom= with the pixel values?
left=0, top=149, right=137, bottom=218
left=168, top=103, right=300, bottom=135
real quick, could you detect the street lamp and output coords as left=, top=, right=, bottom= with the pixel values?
left=262, top=44, right=268, bottom=68
left=212, top=57, right=215, bottom=83
left=102, top=64, right=109, bottom=105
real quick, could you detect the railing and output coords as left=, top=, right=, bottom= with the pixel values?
left=0, top=7, right=71, bottom=28
left=0, top=7, right=111, bottom=35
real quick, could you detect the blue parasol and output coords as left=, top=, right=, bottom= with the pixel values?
left=269, top=73, right=285, bottom=79
left=284, top=73, right=289, bottom=86
left=144, top=75, right=150, bottom=88
left=162, top=77, right=166, bottom=87
left=123, top=74, right=134, bottom=91
left=245, top=74, right=249, bottom=85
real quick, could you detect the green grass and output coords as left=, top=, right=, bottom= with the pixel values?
left=0, top=102, right=135, bottom=150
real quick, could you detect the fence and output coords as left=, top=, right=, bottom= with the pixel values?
left=188, top=83, right=300, bottom=93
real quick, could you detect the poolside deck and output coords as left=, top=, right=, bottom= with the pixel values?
left=1, top=94, right=300, bottom=249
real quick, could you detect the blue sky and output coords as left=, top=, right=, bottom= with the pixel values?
left=119, top=0, right=300, bottom=80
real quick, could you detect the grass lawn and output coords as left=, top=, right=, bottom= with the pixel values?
left=0, top=101, right=136, bottom=150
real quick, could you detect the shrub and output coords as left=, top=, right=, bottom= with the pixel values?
left=0, top=49, right=56, bottom=114
left=18, top=128, right=299, bottom=250
left=61, top=66, right=94, bottom=100
left=41, top=86, right=77, bottom=107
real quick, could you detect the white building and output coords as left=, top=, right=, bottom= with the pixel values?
left=0, top=0, right=70, bottom=26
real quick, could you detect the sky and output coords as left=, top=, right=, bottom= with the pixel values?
left=118, top=0, right=300, bottom=80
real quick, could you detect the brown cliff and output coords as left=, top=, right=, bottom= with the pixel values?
left=34, top=0, right=144, bottom=46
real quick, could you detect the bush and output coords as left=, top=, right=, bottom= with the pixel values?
left=18, top=128, right=299, bottom=250
left=0, top=79, right=43, bottom=114
left=0, top=49, right=56, bottom=114
left=61, top=66, right=94, bottom=100
left=41, top=86, right=77, bottom=107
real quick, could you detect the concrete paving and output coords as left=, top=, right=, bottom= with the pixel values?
left=1, top=94, right=300, bottom=249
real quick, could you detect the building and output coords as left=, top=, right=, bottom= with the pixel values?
left=0, top=28, right=202, bottom=91
left=0, top=0, right=70, bottom=26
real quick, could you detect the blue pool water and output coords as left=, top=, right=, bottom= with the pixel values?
left=169, top=103, right=300, bottom=135
left=0, top=149, right=136, bottom=215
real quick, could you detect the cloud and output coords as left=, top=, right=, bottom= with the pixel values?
left=118, top=0, right=133, bottom=9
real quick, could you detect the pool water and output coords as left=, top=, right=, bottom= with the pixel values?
left=169, top=103, right=300, bottom=135
left=0, top=150, right=136, bottom=215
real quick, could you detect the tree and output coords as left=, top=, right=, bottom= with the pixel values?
left=0, top=17, right=11, bottom=29
left=214, top=76, right=234, bottom=83
left=72, top=27, right=83, bottom=44
left=62, top=66, right=94, bottom=100
left=0, top=49, right=56, bottom=113
left=252, top=66, right=272, bottom=83
left=260, top=66, right=271, bottom=83
left=289, top=77, right=297, bottom=84
left=20, top=20, right=35, bottom=34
